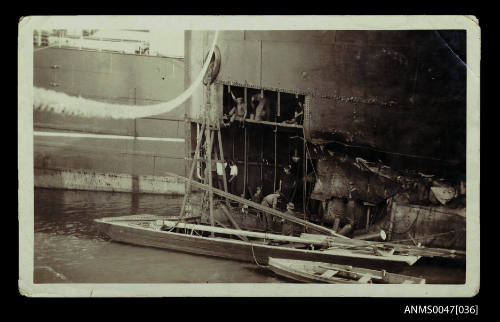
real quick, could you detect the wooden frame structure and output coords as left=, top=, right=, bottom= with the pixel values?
left=180, top=80, right=321, bottom=238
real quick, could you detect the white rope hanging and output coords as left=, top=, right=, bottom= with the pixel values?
left=33, top=31, right=219, bottom=120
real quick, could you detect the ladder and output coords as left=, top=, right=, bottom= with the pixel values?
left=178, top=84, right=229, bottom=236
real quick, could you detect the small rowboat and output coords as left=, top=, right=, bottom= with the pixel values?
left=268, top=257, right=426, bottom=284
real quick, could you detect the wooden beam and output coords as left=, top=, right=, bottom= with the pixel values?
left=214, top=219, right=248, bottom=242
left=300, top=233, right=465, bottom=259
left=205, top=82, right=215, bottom=236
left=160, top=220, right=328, bottom=246
left=216, top=121, right=230, bottom=206
left=238, top=118, right=303, bottom=129
left=185, top=178, right=344, bottom=237
left=303, top=138, right=307, bottom=217
left=206, top=126, right=214, bottom=236
left=178, top=120, right=206, bottom=218
left=274, top=125, right=277, bottom=192
left=260, top=134, right=263, bottom=183
left=220, top=205, right=249, bottom=241
left=243, top=125, right=247, bottom=197
left=244, top=87, right=247, bottom=108
left=277, top=91, right=280, bottom=118
left=104, top=214, right=201, bottom=222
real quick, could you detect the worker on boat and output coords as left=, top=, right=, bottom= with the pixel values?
left=261, top=190, right=281, bottom=208
left=280, top=165, right=296, bottom=204
left=327, top=198, right=355, bottom=237
left=261, top=190, right=282, bottom=231
left=252, top=185, right=263, bottom=204
left=281, top=202, right=299, bottom=236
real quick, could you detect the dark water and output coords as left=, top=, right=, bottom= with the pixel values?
left=34, top=188, right=280, bottom=283
left=34, top=188, right=465, bottom=284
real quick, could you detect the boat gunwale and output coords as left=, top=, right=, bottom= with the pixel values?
left=94, top=217, right=420, bottom=265
left=268, top=257, right=426, bottom=284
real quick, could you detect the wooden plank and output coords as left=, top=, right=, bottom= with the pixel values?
left=317, top=265, right=366, bottom=280
left=216, top=121, right=230, bottom=206
left=244, top=125, right=247, bottom=196
left=220, top=205, right=249, bottom=242
left=242, top=118, right=303, bottom=129
left=207, top=127, right=214, bottom=236
left=321, top=270, right=337, bottom=278
left=303, top=136, right=307, bottom=216
left=105, top=214, right=201, bottom=222
left=277, top=91, right=280, bottom=118
left=160, top=220, right=328, bottom=245
left=214, top=219, right=248, bottom=242
left=274, top=125, right=277, bottom=192
left=300, top=233, right=465, bottom=259
left=178, top=120, right=206, bottom=218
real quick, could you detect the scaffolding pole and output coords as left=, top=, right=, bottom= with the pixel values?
left=216, top=120, right=230, bottom=206
left=273, top=125, right=277, bottom=192
left=244, top=125, right=247, bottom=197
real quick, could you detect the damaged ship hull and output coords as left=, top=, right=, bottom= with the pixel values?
left=184, top=30, right=466, bottom=251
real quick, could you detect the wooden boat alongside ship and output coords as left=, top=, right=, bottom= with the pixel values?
left=267, top=257, right=426, bottom=284
left=94, top=214, right=420, bottom=269
left=95, top=178, right=464, bottom=271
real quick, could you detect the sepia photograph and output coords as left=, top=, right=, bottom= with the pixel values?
left=18, top=15, right=480, bottom=297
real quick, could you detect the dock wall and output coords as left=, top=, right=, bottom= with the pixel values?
left=35, top=168, right=185, bottom=194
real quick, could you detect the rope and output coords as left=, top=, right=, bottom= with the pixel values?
left=390, top=228, right=465, bottom=243
left=33, top=31, right=219, bottom=120
left=250, top=243, right=268, bottom=268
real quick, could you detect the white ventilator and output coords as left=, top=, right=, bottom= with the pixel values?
left=33, top=31, right=219, bottom=120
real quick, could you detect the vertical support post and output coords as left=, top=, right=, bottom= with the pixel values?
left=386, top=198, right=395, bottom=241
left=206, top=123, right=215, bottom=236
left=244, top=87, right=247, bottom=112
left=243, top=86, right=248, bottom=198
left=243, top=125, right=247, bottom=197
left=273, top=125, right=277, bottom=192
left=216, top=121, right=230, bottom=206
left=366, top=207, right=371, bottom=230
left=277, top=91, right=281, bottom=120
left=303, top=138, right=307, bottom=217
left=232, top=129, right=235, bottom=160
left=178, top=120, right=206, bottom=218
left=260, top=134, right=263, bottom=183
left=185, top=118, right=191, bottom=189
